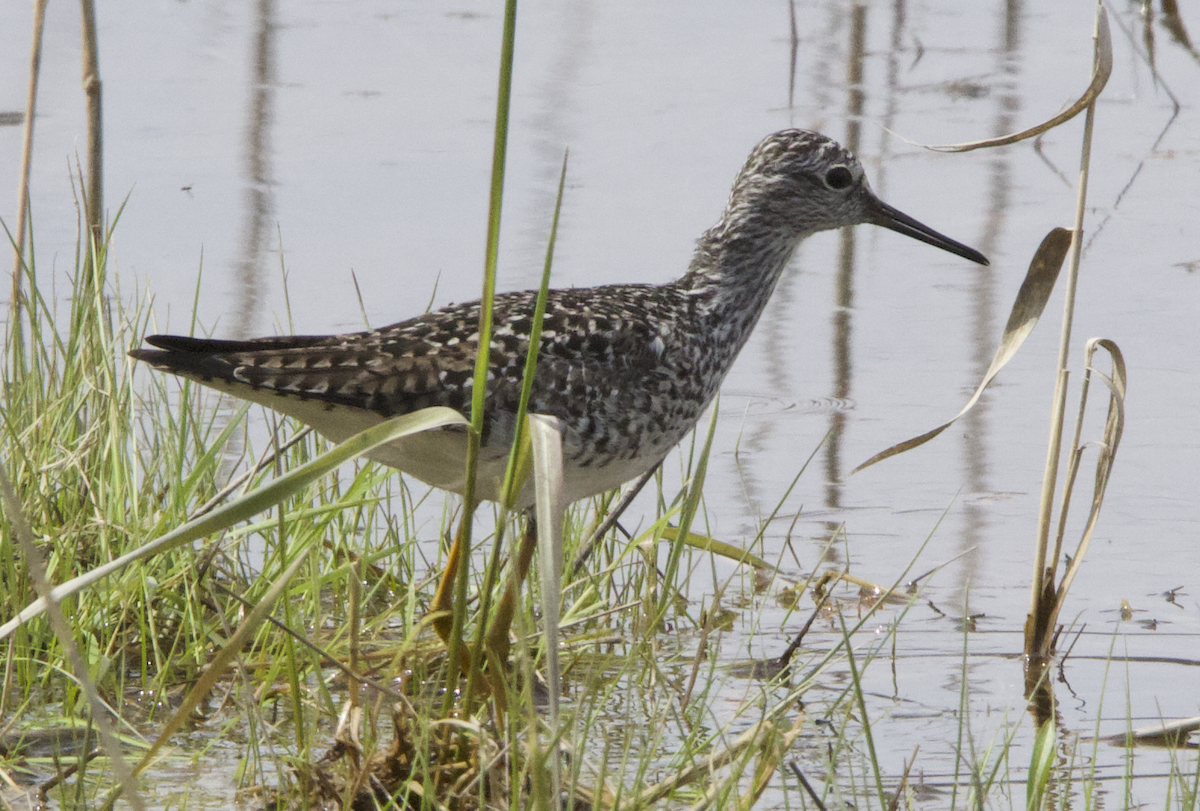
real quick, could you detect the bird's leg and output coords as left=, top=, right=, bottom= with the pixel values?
left=430, top=513, right=469, bottom=653
left=484, top=516, right=539, bottom=664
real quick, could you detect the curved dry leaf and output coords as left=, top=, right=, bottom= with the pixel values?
left=1052, top=338, right=1126, bottom=604
left=852, top=228, right=1074, bottom=475
left=923, top=8, right=1111, bottom=152
left=1086, top=337, right=1126, bottom=492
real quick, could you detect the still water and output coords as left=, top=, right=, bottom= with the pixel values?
left=1, top=0, right=1197, bottom=806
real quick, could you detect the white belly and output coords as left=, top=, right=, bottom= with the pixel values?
left=206, top=381, right=664, bottom=508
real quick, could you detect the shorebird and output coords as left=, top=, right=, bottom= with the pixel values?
left=131, top=129, right=985, bottom=505
left=130, top=129, right=986, bottom=657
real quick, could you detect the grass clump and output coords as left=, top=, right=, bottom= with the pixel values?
left=0, top=215, right=812, bottom=809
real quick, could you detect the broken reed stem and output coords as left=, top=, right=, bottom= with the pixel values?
left=80, top=0, right=104, bottom=253
left=1027, top=3, right=1102, bottom=662
left=11, top=0, right=50, bottom=351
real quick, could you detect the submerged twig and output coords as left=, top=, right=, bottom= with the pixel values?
left=775, top=588, right=833, bottom=675
left=788, top=762, right=828, bottom=811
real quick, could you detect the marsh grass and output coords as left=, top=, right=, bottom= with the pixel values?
left=1, top=215, right=1190, bottom=810
left=2, top=245, right=1195, bottom=809
left=0, top=206, right=813, bottom=808
left=0, top=223, right=918, bottom=808
left=4, top=1, right=1199, bottom=809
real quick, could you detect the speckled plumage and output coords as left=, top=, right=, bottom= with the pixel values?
left=131, top=130, right=987, bottom=505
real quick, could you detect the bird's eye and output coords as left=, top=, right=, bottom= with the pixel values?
left=824, top=166, right=854, bottom=190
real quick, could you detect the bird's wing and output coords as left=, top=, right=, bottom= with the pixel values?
left=129, top=285, right=679, bottom=420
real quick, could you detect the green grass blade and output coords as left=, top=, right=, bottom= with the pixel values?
left=448, top=0, right=518, bottom=697
left=657, top=526, right=774, bottom=572
left=1026, top=717, right=1056, bottom=811
left=499, top=148, right=568, bottom=509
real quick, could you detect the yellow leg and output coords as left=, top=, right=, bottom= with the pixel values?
left=430, top=515, right=468, bottom=657
left=484, top=517, right=539, bottom=664
left=429, top=515, right=539, bottom=676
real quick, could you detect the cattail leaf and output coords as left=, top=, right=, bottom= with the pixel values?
left=853, top=228, right=1073, bottom=475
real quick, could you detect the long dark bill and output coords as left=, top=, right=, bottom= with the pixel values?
left=865, top=194, right=989, bottom=266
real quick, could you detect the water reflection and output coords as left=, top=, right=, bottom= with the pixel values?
left=231, top=0, right=276, bottom=340
left=955, top=0, right=1023, bottom=619
left=523, top=0, right=593, bottom=284
left=818, top=5, right=867, bottom=565
left=218, top=0, right=276, bottom=482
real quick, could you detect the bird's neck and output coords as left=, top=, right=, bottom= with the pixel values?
left=676, top=215, right=803, bottom=343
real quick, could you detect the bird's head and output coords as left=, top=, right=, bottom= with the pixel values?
left=727, top=129, right=988, bottom=266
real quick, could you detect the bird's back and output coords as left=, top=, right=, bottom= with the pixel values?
left=131, top=283, right=718, bottom=502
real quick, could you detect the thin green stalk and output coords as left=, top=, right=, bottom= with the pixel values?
left=465, top=149, right=568, bottom=709
left=499, top=149, right=569, bottom=510
left=654, top=399, right=718, bottom=624
left=445, top=0, right=518, bottom=705
left=840, top=616, right=887, bottom=810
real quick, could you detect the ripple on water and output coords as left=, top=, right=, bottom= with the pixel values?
left=724, top=392, right=857, bottom=417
